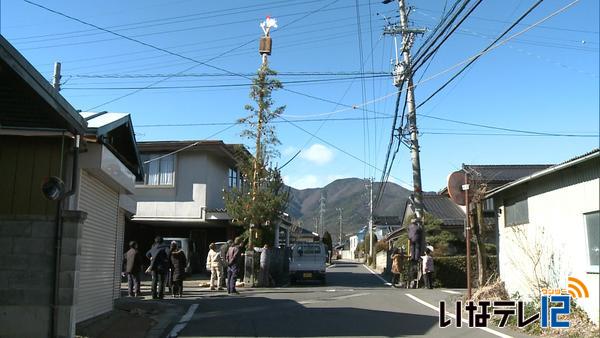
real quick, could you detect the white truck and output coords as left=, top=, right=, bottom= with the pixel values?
left=289, top=242, right=327, bottom=285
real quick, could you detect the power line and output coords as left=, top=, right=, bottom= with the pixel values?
left=416, top=0, right=549, bottom=109
left=25, top=0, right=353, bottom=111
left=61, top=75, right=392, bottom=90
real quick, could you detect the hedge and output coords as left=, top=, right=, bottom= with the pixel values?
left=433, top=255, right=497, bottom=288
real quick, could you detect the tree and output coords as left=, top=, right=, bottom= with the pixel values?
left=395, top=213, right=464, bottom=256
left=223, top=63, right=288, bottom=248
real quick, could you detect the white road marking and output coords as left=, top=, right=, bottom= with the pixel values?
left=326, top=264, right=337, bottom=269
left=441, top=289, right=462, bottom=295
left=405, top=294, right=514, bottom=338
left=166, top=303, right=199, bottom=337
left=333, top=292, right=370, bottom=300
left=362, top=264, right=393, bottom=286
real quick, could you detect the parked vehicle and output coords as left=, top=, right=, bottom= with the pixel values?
left=289, top=242, right=327, bottom=285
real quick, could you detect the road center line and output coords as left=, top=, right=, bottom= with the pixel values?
left=167, top=303, right=199, bottom=338
left=405, top=294, right=513, bottom=338
left=441, top=289, right=462, bottom=295
left=326, top=264, right=336, bottom=269
left=362, top=264, right=393, bottom=286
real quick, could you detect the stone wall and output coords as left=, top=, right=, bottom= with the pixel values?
left=0, top=211, right=86, bottom=338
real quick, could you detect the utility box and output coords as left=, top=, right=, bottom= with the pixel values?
left=259, top=36, right=272, bottom=55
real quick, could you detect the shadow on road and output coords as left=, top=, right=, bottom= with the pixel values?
left=178, top=296, right=438, bottom=337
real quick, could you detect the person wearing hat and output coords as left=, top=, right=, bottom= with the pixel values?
left=146, top=236, right=170, bottom=299
left=169, top=241, right=187, bottom=297
left=123, top=241, right=143, bottom=297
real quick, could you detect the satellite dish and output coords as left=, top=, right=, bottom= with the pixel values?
left=447, top=171, right=472, bottom=206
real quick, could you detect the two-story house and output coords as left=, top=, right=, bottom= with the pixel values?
left=127, top=140, right=249, bottom=271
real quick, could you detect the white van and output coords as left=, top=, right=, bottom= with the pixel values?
left=289, top=242, right=327, bottom=284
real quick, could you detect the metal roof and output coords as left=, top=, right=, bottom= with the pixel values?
left=0, top=35, right=86, bottom=134
left=486, top=149, right=599, bottom=198
left=80, top=111, right=143, bottom=178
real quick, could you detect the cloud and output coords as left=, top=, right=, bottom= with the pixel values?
left=283, top=173, right=351, bottom=190
left=282, top=146, right=298, bottom=157
left=283, top=175, right=321, bottom=190
left=300, top=144, right=334, bottom=165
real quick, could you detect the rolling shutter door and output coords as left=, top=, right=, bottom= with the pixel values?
left=77, top=170, right=119, bottom=323
left=114, top=209, right=125, bottom=299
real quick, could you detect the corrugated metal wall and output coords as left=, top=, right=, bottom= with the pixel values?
left=77, top=170, right=119, bottom=323
left=114, top=209, right=125, bottom=299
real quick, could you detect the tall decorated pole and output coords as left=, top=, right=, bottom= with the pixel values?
left=248, top=16, right=277, bottom=249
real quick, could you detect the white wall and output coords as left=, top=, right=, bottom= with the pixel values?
left=134, top=149, right=232, bottom=221
left=495, top=161, right=599, bottom=324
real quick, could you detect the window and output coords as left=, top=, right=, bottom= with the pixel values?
left=228, top=168, right=238, bottom=188
left=504, top=194, right=528, bottom=226
left=585, top=211, right=599, bottom=270
left=141, top=153, right=174, bottom=186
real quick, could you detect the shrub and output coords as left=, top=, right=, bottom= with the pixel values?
left=433, top=255, right=498, bottom=288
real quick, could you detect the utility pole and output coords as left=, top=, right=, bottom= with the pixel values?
left=336, top=208, right=343, bottom=245
left=383, top=0, right=426, bottom=248
left=368, top=178, right=374, bottom=261
left=319, top=192, right=326, bottom=237
left=52, top=62, right=61, bottom=90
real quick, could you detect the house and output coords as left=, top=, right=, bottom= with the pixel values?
left=386, top=194, right=466, bottom=247
left=127, top=140, right=249, bottom=272
left=486, top=149, right=599, bottom=324
left=0, top=35, right=141, bottom=337
left=74, top=112, right=141, bottom=323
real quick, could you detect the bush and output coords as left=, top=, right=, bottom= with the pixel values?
left=433, top=255, right=498, bottom=288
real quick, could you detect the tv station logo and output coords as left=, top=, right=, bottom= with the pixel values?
left=439, top=276, right=589, bottom=329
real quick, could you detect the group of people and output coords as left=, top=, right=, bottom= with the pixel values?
left=205, top=237, right=245, bottom=294
left=390, top=245, right=434, bottom=289
left=122, top=236, right=187, bottom=299
left=123, top=236, right=272, bottom=298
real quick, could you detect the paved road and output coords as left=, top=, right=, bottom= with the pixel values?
left=163, top=261, right=530, bottom=338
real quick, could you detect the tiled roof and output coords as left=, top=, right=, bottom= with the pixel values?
left=463, top=164, right=553, bottom=183
left=423, top=194, right=465, bottom=226
left=486, top=149, right=599, bottom=198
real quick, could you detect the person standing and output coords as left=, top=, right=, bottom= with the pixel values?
left=390, top=247, right=403, bottom=288
left=169, top=241, right=187, bottom=298
left=146, top=236, right=170, bottom=299
left=219, top=240, right=233, bottom=289
left=206, top=243, right=224, bottom=291
left=123, top=241, right=143, bottom=297
left=254, top=243, right=271, bottom=287
left=422, top=248, right=434, bottom=289
left=226, top=237, right=243, bottom=294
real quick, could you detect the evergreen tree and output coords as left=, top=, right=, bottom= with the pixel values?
left=224, top=63, right=289, bottom=248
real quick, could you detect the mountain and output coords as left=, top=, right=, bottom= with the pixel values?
left=286, top=178, right=412, bottom=236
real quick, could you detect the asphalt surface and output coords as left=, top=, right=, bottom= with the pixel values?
left=161, top=261, right=531, bottom=338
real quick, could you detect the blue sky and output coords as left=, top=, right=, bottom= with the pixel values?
left=3, top=0, right=598, bottom=191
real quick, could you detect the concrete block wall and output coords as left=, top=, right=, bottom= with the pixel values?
left=0, top=211, right=85, bottom=338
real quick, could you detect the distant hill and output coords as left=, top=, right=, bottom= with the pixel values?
left=286, top=178, right=412, bottom=236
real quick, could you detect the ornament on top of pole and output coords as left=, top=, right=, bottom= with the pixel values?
left=259, top=16, right=277, bottom=57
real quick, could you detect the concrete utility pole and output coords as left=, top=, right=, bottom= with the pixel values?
left=52, top=62, right=61, bottom=90
left=383, top=0, right=426, bottom=247
left=319, top=192, right=326, bottom=237
left=368, top=178, right=374, bottom=260
left=336, top=208, right=343, bottom=245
